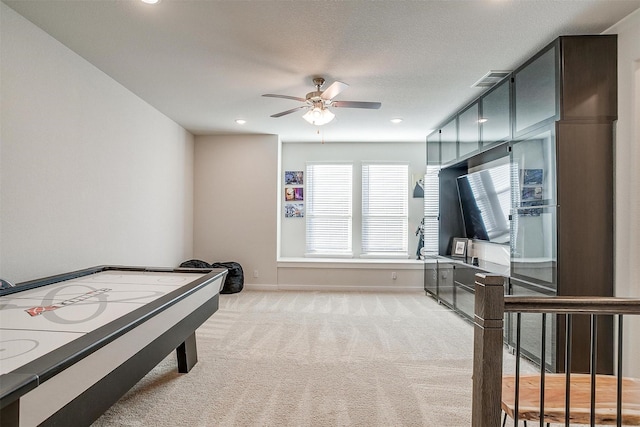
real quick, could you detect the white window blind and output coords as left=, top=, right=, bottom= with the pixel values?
left=422, top=165, right=440, bottom=255
left=305, top=163, right=353, bottom=256
left=510, top=161, right=521, bottom=247
left=362, top=163, right=408, bottom=256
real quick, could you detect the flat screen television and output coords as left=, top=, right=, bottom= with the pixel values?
left=456, top=163, right=511, bottom=244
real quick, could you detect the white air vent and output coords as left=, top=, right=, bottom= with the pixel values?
left=471, top=70, right=511, bottom=88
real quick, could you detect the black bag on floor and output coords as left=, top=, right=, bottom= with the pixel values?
left=179, top=259, right=213, bottom=269
left=210, top=262, right=244, bottom=294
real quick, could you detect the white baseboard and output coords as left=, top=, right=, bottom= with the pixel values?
left=243, top=283, right=279, bottom=291
left=243, top=283, right=423, bottom=293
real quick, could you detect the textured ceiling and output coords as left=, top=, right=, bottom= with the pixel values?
left=4, top=0, right=640, bottom=143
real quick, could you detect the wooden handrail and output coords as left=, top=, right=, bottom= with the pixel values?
left=504, top=296, right=640, bottom=314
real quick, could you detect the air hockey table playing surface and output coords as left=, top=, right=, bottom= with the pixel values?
left=0, top=265, right=227, bottom=427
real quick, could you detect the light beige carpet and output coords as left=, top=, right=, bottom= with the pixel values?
left=92, top=290, right=515, bottom=426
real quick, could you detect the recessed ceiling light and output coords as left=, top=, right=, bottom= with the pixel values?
left=390, top=118, right=403, bottom=124
left=141, top=0, right=160, bottom=4
left=235, top=119, right=247, bottom=125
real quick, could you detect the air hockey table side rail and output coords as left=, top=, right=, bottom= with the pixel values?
left=0, top=265, right=227, bottom=427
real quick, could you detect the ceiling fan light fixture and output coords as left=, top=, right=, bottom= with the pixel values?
left=265, top=77, right=380, bottom=124
left=303, top=106, right=335, bottom=126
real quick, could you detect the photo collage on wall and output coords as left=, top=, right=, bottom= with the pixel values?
left=284, top=171, right=304, bottom=218
left=520, top=168, right=543, bottom=216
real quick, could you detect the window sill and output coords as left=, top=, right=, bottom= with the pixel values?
left=359, top=253, right=410, bottom=259
left=277, top=257, right=423, bottom=270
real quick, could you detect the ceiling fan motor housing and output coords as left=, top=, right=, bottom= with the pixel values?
left=306, top=77, right=327, bottom=102
left=312, top=77, right=326, bottom=88
left=306, top=91, right=324, bottom=102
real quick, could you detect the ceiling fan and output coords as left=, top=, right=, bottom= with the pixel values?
left=263, top=77, right=381, bottom=126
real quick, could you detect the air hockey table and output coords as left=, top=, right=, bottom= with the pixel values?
left=0, top=265, right=227, bottom=427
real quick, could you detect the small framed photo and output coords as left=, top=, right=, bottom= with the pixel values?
left=452, top=237, right=467, bottom=258
left=285, top=187, right=304, bottom=201
left=284, top=203, right=304, bottom=218
left=285, top=171, right=304, bottom=185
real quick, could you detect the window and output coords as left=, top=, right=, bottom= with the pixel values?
left=422, top=165, right=440, bottom=254
left=305, top=163, right=353, bottom=256
left=361, top=163, right=408, bottom=256
left=305, top=162, right=410, bottom=258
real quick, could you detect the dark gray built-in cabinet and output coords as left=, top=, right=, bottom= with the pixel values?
left=424, top=35, right=616, bottom=373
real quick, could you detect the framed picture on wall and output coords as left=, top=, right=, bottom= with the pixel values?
left=452, top=237, right=467, bottom=258
left=285, top=187, right=304, bottom=201
left=285, top=171, right=304, bottom=185
left=284, top=203, right=304, bottom=218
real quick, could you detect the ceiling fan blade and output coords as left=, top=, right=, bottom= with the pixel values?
left=331, top=101, right=382, bottom=109
left=263, top=94, right=307, bottom=102
left=270, top=105, right=308, bottom=118
left=321, top=81, right=349, bottom=100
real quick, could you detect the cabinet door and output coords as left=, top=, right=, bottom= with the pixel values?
left=508, top=278, right=557, bottom=371
left=560, top=36, right=617, bottom=120
left=514, top=43, right=558, bottom=135
left=437, top=262, right=454, bottom=308
left=481, top=79, right=510, bottom=146
left=458, top=103, right=480, bottom=158
left=453, top=264, right=477, bottom=320
left=424, top=259, right=438, bottom=295
left=511, top=205, right=557, bottom=289
left=454, top=282, right=475, bottom=320
left=556, top=122, right=614, bottom=298
left=427, top=131, right=440, bottom=165
left=511, top=127, right=556, bottom=208
left=510, top=127, right=557, bottom=288
left=440, top=119, right=457, bottom=165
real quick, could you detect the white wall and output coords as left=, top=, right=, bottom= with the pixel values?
left=276, top=258, right=424, bottom=292
left=606, top=9, right=640, bottom=377
left=0, top=4, right=195, bottom=283
left=193, top=134, right=279, bottom=286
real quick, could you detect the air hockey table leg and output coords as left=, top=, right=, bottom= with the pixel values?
left=0, top=399, right=19, bottom=427
left=176, top=332, right=198, bottom=373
